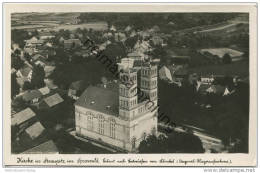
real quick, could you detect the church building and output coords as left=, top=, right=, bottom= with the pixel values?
left=74, top=61, right=158, bottom=152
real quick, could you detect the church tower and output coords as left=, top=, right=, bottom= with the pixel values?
left=140, top=62, right=158, bottom=107
left=119, top=69, right=138, bottom=120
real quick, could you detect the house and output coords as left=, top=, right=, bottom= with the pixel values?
left=114, top=32, right=127, bottom=42
left=103, top=32, right=113, bottom=39
left=59, top=37, right=65, bottom=44
left=197, top=83, right=211, bottom=95
left=64, top=39, right=81, bottom=49
left=130, top=30, right=137, bottom=37
left=22, top=90, right=42, bottom=104
left=206, top=85, right=226, bottom=95
left=38, top=86, right=50, bottom=96
left=200, top=75, right=215, bottom=84
left=25, top=37, right=44, bottom=47
left=11, top=68, right=17, bottom=74
left=149, top=25, right=160, bottom=33
left=127, top=51, right=144, bottom=61
left=44, top=65, right=56, bottom=78
left=44, top=79, right=58, bottom=90
left=138, top=30, right=150, bottom=39
left=124, top=25, right=132, bottom=32
left=159, top=66, right=173, bottom=82
left=34, top=60, right=46, bottom=67
left=22, top=140, right=59, bottom=154
left=169, top=65, right=188, bottom=81
left=25, top=121, right=45, bottom=140
left=151, top=35, right=164, bottom=46
left=110, top=25, right=117, bottom=32
left=11, top=108, right=36, bottom=129
left=74, top=62, right=158, bottom=152
left=41, top=93, right=64, bottom=109
left=31, top=54, right=44, bottom=62
left=39, top=32, right=55, bottom=40
left=44, top=42, right=53, bottom=48
left=134, top=40, right=151, bottom=53
left=68, top=80, right=87, bottom=100
left=16, top=77, right=26, bottom=89
left=16, top=65, right=33, bottom=82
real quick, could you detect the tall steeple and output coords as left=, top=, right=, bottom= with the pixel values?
left=119, top=69, right=138, bottom=120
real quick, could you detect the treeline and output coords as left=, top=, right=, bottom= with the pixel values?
left=78, top=13, right=241, bottom=31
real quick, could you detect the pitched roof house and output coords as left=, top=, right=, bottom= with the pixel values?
left=22, top=90, right=42, bottom=104
left=25, top=121, right=45, bottom=140
left=38, top=86, right=50, bottom=96
left=159, top=66, right=173, bottom=82
left=22, top=140, right=59, bottom=154
left=64, top=39, right=81, bottom=49
left=44, top=65, right=56, bottom=78
left=127, top=51, right=144, bottom=61
left=206, top=85, right=226, bottom=95
left=16, top=65, right=33, bottom=81
left=41, top=93, right=64, bottom=108
left=11, top=108, right=36, bottom=128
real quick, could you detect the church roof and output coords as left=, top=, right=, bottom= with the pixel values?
left=75, top=85, right=119, bottom=116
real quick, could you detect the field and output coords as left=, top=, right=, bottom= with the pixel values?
left=189, top=60, right=249, bottom=77
left=51, top=22, right=108, bottom=31
left=199, top=48, right=244, bottom=58
left=12, top=12, right=81, bottom=23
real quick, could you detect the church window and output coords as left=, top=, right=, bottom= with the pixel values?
left=132, top=137, right=136, bottom=149
left=87, top=114, right=93, bottom=131
left=110, top=119, right=116, bottom=138
left=98, top=115, right=105, bottom=135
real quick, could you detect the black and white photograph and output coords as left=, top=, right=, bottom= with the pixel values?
left=3, top=3, right=257, bottom=167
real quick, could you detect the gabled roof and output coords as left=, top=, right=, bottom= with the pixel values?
left=75, top=85, right=119, bottom=116
left=206, top=85, right=226, bottom=94
left=25, top=121, right=45, bottom=140
left=22, top=140, right=59, bottom=154
left=18, top=66, right=32, bottom=77
left=43, top=93, right=64, bottom=107
left=22, top=90, right=42, bottom=102
left=125, top=25, right=132, bottom=32
left=11, top=108, right=36, bottom=126
left=38, top=87, right=50, bottom=95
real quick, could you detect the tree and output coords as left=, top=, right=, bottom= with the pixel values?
left=138, top=134, right=167, bottom=153
left=14, top=49, right=21, bottom=56
left=31, top=65, right=45, bottom=89
left=222, top=53, right=232, bottom=64
left=23, top=81, right=33, bottom=90
left=125, top=36, right=138, bottom=50
left=138, top=132, right=204, bottom=153
left=11, top=73, right=20, bottom=98
left=11, top=53, right=24, bottom=70
left=11, top=29, right=30, bottom=48
left=23, top=52, right=31, bottom=62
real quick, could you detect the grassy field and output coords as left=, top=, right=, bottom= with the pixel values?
left=189, top=60, right=249, bottom=77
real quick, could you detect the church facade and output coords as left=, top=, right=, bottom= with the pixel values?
left=74, top=62, right=158, bottom=152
